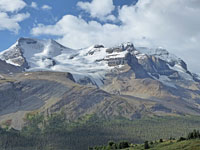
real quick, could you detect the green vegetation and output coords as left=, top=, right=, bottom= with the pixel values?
left=91, top=130, right=200, bottom=150
left=1, top=114, right=200, bottom=150
left=144, top=141, right=149, bottom=149
left=89, top=141, right=130, bottom=150
left=131, top=139, right=200, bottom=150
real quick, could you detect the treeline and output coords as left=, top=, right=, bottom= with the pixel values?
left=0, top=113, right=74, bottom=150
left=1, top=114, right=200, bottom=150
left=0, top=113, right=116, bottom=150
left=89, top=141, right=130, bottom=150
left=0, top=127, right=36, bottom=149
left=90, top=130, right=200, bottom=150
left=187, top=129, right=200, bottom=140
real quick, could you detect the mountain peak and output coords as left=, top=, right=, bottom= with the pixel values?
left=0, top=38, right=198, bottom=88
left=121, top=42, right=135, bottom=51
left=17, top=37, right=40, bottom=46
left=93, top=44, right=104, bottom=49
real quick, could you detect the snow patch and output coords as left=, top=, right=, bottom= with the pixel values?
left=169, top=64, right=193, bottom=81
left=135, top=47, right=179, bottom=64
left=5, top=59, right=21, bottom=66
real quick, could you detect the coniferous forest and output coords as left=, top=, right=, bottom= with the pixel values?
left=1, top=113, right=200, bottom=150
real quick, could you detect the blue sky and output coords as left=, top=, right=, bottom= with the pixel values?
left=0, top=0, right=200, bottom=73
left=0, top=0, right=83, bottom=50
left=0, top=0, right=137, bottom=50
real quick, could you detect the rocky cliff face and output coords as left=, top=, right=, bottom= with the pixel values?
left=0, top=59, right=23, bottom=74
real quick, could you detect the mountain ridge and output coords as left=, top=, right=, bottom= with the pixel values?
left=0, top=37, right=198, bottom=87
left=0, top=37, right=200, bottom=129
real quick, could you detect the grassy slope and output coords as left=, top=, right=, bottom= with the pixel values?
left=125, top=139, right=200, bottom=150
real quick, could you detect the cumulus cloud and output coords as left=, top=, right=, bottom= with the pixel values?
left=0, top=12, right=30, bottom=33
left=0, top=0, right=29, bottom=33
left=117, top=0, right=200, bottom=72
left=0, top=0, right=26, bottom=12
left=31, top=15, right=123, bottom=48
left=77, top=0, right=115, bottom=21
left=31, top=0, right=200, bottom=72
left=42, top=5, right=52, bottom=10
left=31, top=2, right=38, bottom=9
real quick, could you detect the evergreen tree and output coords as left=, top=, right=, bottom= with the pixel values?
left=144, top=141, right=149, bottom=149
left=188, top=131, right=194, bottom=139
left=118, top=141, right=129, bottom=149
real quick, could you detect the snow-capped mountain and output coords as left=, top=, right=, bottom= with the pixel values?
left=0, top=38, right=198, bottom=88
left=0, top=38, right=200, bottom=129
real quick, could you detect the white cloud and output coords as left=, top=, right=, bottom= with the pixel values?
left=31, top=15, right=123, bottom=49
left=0, top=12, right=30, bottom=33
left=31, top=0, right=200, bottom=73
left=0, top=0, right=26, bottom=12
left=31, top=2, right=38, bottom=9
left=42, top=5, right=52, bottom=10
left=117, top=0, right=200, bottom=72
left=106, top=15, right=117, bottom=22
left=0, top=0, right=29, bottom=33
left=77, top=0, right=115, bottom=21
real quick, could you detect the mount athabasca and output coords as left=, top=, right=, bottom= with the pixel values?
left=0, top=37, right=200, bottom=129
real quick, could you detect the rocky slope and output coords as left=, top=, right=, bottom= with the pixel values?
left=0, top=38, right=200, bottom=129
left=0, top=71, right=200, bottom=129
left=0, top=59, right=22, bottom=74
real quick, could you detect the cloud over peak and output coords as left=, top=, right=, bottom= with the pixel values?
left=30, top=0, right=200, bottom=73
left=77, top=0, right=115, bottom=21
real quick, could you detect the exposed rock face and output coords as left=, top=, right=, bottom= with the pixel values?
left=106, top=42, right=135, bottom=53
left=126, top=53, right=149, bottom=78
left=76, top=76, right=96, bottom=86
left=193, top=74, right=200, bottom=82
left=0, top=47, right=27, bottom=68
left=0, top=59, right=23, bottom=74
left=98, top=45, right=200, bottom=103
left=94, top=45, right=104, bottom=48
left=137, top=55, right=179, bottom=79
left=0, top=38, right=30, bottom=68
